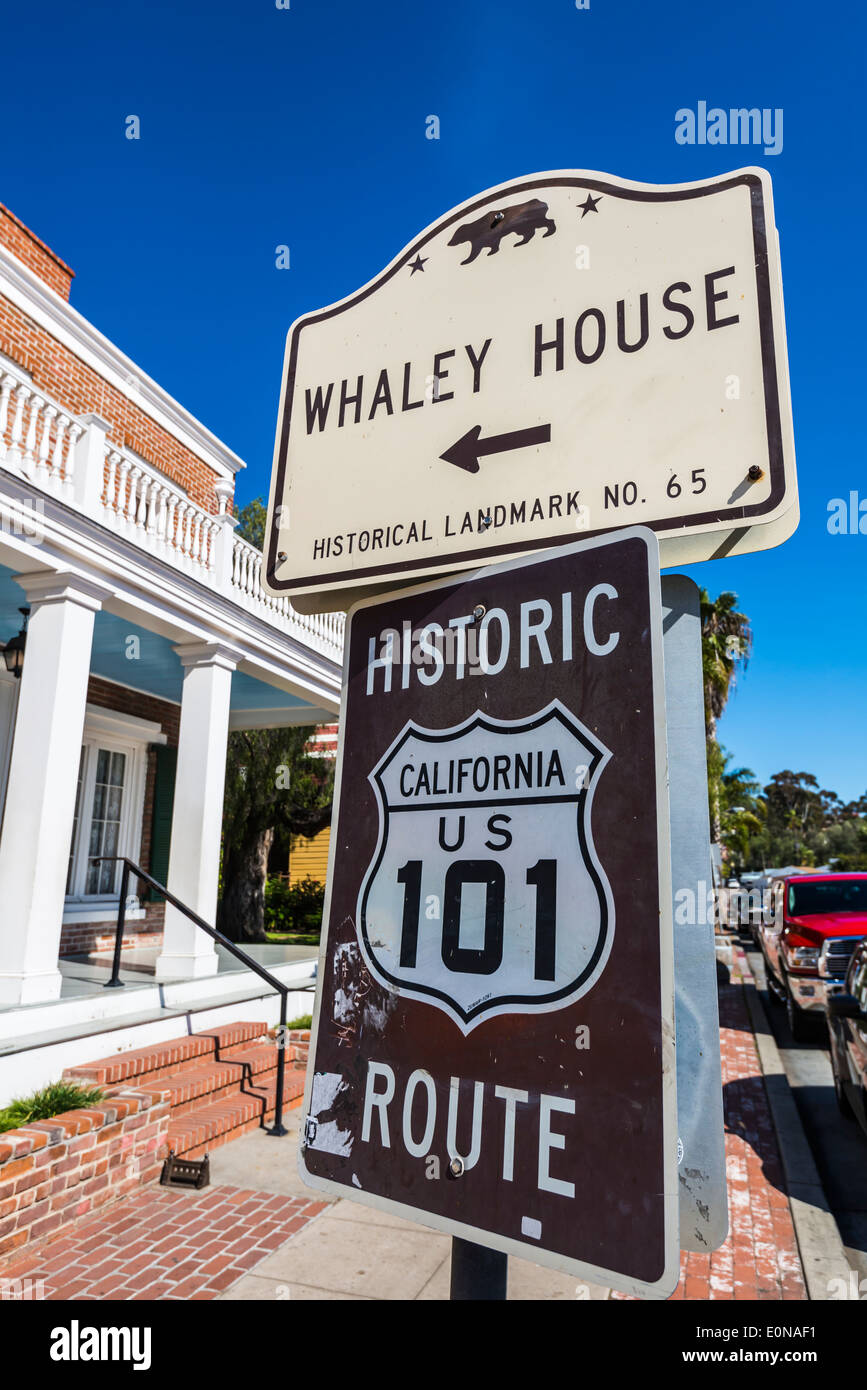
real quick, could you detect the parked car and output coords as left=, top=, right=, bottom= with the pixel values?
left=827, top=939, right=867, bottom=1133
left=760, top=874, right=867, bottom=1041
left=743, top=873, right=777, bottom=946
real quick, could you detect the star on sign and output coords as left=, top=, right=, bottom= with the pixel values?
left=409, top=254, right=428, bottom=274
left=578, top=193, right=602, bottom=217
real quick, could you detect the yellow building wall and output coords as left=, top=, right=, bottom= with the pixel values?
left=289, top=826, right=331, bottom=886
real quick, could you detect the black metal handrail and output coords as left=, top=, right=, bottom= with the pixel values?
left=94, top=856, right=290, bottom=1137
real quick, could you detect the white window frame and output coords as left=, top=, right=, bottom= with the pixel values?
left=63, top=705, right=166, bottom=924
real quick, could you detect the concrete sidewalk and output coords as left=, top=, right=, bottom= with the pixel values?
left=210, top=1119, right=609, bottom=1301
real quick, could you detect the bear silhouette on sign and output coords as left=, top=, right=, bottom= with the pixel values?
left=447, top=198, right=556, bottom=265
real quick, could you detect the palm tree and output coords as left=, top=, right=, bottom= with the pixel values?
left=719, top=760, right=766, bottom=871
left=700, top=590, right=753, bottom=843
left=700, top=589, right=753, bottom=740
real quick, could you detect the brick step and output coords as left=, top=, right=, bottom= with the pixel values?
left=167, top=1064, right=307, bottom=1159
left=286, top=1029, right=310, bottom=1066
left=137, top=1043, right=300, bottom=1118
left=63, top=1020, right=268, bottom=1088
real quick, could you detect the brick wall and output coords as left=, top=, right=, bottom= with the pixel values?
left=0, top=196, right=233, bottom=513
left=58, top=680, right=182, bottom=956
left=0, top=290, right=228, bottom=512
left=0, top=203, right=74, bottom=301
left=0, top=1088, right=170, bottom=1262
left=58, top=924, right=165, bottom=957
left=87, top=677, right=181, bottom=746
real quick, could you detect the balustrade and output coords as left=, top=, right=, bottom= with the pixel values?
left=0, top=362, right=344, bottom=658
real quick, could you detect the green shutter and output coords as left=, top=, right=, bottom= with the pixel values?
left=149, top=746, right=177, bottom=901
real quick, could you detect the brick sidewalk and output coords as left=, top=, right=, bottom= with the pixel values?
left=0, top=1185, right=327, bottom=1301
left=0, top=950, right=809, bottom=1302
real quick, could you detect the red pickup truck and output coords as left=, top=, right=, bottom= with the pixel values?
left=759, top=873, right=867, bottom=1041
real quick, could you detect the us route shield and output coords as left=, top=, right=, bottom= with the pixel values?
left=359, top=703, right=613, bottom=1029
left=299, top=527, right=679, bottom=1298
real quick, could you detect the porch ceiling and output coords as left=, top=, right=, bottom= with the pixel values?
left=0, top=570, right=324, bottom=723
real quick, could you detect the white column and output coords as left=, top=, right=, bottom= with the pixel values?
left=211, top=478, right=238, bottom=592
left=72, top=414, right=110, bottom=513
left=155, top=642, right=238, bottom=981
left=0, top=571, right=113, bottom=1005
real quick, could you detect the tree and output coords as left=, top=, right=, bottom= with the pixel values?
left=733, top=770, right=867, bottom=870
left=718, top=757, right=765, bottom=873
left=700, top=589, right=753, bottom=843
left=761, top=770, right=825, bottom=864
left=234, top=496, right=267, bottom=549
left=219, top=727, right=334, bottom=942
left=217, top=496, right=335, bottom=942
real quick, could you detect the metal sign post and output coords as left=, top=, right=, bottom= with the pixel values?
left=662, top=576, right=728, bottom=1252
left=449, top=1239, right=508, bottom=1301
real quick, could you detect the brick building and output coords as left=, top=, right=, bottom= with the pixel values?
left=0, top=203, right=343, bottom=1041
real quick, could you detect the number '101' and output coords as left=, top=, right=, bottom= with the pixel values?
left=396, top=858, right=557, bottom=979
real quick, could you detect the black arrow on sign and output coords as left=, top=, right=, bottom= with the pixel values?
left=440, top=423, right=552, bottom=474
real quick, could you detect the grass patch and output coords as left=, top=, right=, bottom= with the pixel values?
left=286, top=1015, right=313, bottom=1030
left=0, top=1080, right=106, bottom=1134
left=266, top=931, right=321, bottom=947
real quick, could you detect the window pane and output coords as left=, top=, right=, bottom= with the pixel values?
left=84, top=747, right=127, bottom=896
left=790, top=879, right=867, bottom=916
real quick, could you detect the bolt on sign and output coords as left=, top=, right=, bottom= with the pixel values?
left=299, top=528, right=679, bottom=1298
left=264, top=167, right=797, bottom=612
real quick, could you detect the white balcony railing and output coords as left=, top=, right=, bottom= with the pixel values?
left=0, top=371, right=81, bottom=501
left=0, top=363, right=344, bottom=660
left=231, top=534, right=345, bottom=650
left=101, top=445, right=219, bottom=584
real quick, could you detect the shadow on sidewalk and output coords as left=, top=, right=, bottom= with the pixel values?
left=721, top=1075, right=788, bottom=1196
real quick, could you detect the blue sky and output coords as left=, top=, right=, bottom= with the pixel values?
left=1, top=0, right=864, bottom=798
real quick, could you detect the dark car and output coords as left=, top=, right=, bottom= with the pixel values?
left=760, top=873, right=867, bottom=1041
left=827, top=939, right=867, bottom=1134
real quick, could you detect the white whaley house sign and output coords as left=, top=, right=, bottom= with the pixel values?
left=264, top=167, right=797, bottom=611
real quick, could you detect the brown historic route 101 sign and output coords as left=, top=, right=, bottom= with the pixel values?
left=265, top=167, right=797, bottom=612
left=299, top=527, right=678, bottom=1299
